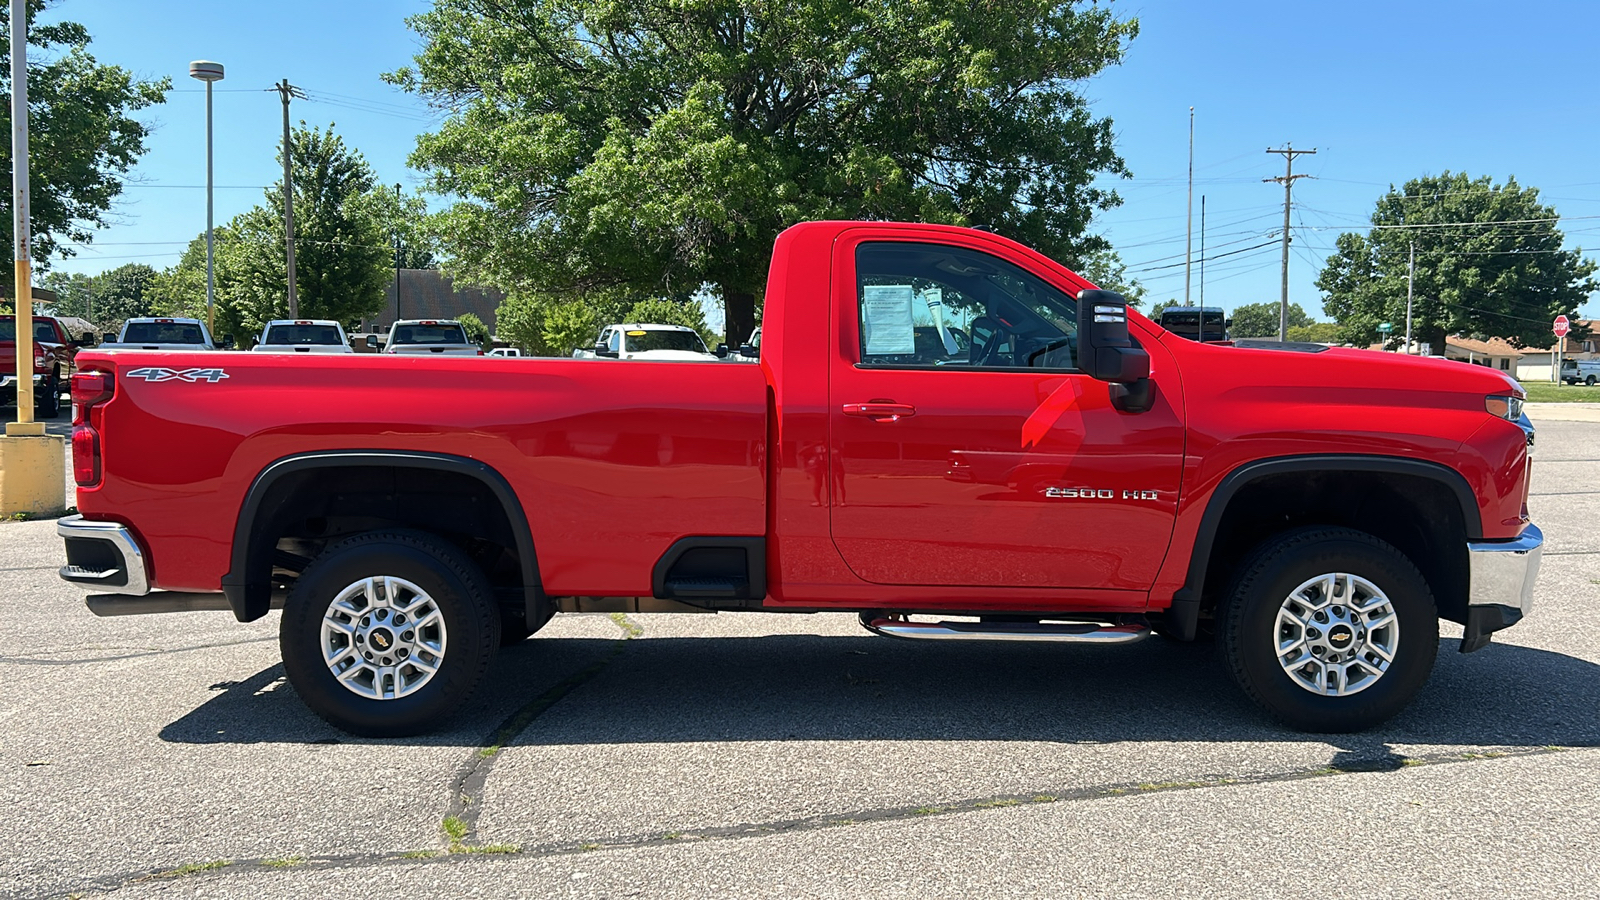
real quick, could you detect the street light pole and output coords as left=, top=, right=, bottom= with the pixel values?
left=189, top=61, right=224, bottom=336
left=9, top=0, right=33, bottom=428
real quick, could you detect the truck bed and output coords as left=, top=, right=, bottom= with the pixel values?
left=75, top=352, right=769, bottom=595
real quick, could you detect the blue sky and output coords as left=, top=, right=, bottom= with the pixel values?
left=40, top=0, right=1600, bottom=326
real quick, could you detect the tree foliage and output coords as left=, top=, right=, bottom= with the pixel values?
left=0, top=1, right=169, bottom=267
left=455, top=310, right=489, bottom=347
left=40, top=262, right=155, bottom=332
left=1069, top=247, right=1145, bottom=307
left=1229, top=301, right=1310, bottom=338
left=1317, top=173, right=1596, bottom=350
left=213, top=125, right=393, bottom=340
left=391, top=0, right=1138, bottom=342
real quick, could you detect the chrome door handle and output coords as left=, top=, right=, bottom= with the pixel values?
left=842, top=402, right=917, bottom=421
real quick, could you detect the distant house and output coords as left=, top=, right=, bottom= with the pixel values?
left=1443, top=335, right=1522, bottom=372
left=1515, top=318, right=1597, bottom=382
left=367, top=269, right=506, bottom=334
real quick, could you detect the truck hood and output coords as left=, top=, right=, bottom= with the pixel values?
left=620, top=349, right=718, bottom=361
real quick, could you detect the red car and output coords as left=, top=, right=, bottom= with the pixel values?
left=1, top=314, right=84, bottom=417
left=57, top=222, right=1541, bottom=736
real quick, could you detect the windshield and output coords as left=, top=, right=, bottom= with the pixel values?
left=623, top=330, right=707, bottom=353
left=122, top=322, right=206, bottom=344
left=392, top=323, right=468, bottom=345
left=265, top=324, right=343, bottom=345
left=0, top=320, right=58, bottom=343
left=1160, top=308, right=1227, bottom=341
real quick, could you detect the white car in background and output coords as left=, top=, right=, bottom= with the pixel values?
left=251, top=320, right=354, bottom=354
left=575, top=323, right=719, bottom=361
left=99, top=317, right=229, bottom=351
left=382, top=319, right=484, bottom=356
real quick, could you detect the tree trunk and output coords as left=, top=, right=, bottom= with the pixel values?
left=1424, top=323, right=1447, bottom=357
left=724, top=288, right=757, bottom=348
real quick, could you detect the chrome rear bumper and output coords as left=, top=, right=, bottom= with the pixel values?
left=58, top=515, right=149, bottom=595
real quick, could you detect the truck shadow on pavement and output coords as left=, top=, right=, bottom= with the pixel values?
left=159, top=633, right=1600, bottom=758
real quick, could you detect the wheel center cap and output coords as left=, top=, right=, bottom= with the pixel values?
left=1328, top=624, right=1354, bottom=648
left=369, top=627, right=395, bottom=652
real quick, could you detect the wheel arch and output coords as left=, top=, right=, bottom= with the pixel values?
left=1164, top=455, right=1480, bottom=640
left=222, top=450, right=544, bottom=625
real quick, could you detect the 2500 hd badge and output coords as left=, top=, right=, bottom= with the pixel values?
left=1045, top=487, right=1160, bottom=501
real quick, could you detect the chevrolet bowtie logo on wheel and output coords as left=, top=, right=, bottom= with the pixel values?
left=124, top=367, right=230, bottom=384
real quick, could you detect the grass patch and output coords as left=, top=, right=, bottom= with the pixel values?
left=398, top=850, right=441, bottom=860
left=608, top=612, right=645, bottom=637
left=1400, top=758, right=1424, bottom=767
left=579, top=842, right=603, bottom=852
left=911, top=806, right=944, bottom=816
left=262, top=855, right=305, bottom=868
left=973, top=799, right=1021, bottom=809
left=441, top=815, right=469, bottom=844
left=153, top=860, right=231, bottom=879
left=1030, top=794, right=1057, bottom=803
left=1520, top=381, right=1600, bottom=403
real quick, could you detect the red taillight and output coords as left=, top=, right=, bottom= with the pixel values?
left=72, top=426, right=100, bottom=485
left=70, top=371, right=114, bottom=486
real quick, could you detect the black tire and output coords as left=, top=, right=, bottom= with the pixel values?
left=1587, top=375, right=1596, bottom=386
left=36, top=373, right=60, bottom=418
left=1220, top=527, right=1437, bottom=733
left=280, top=529, right=501, bottom=737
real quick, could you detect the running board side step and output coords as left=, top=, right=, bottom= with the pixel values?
left=860, top=614, right=1150, bottom=644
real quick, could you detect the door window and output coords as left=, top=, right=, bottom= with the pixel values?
left=855, top=242, right=1078, bottom=371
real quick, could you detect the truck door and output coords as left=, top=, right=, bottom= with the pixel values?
left=827, top=234, right=1185, bottom=592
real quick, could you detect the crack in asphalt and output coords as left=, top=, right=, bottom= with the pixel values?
left=0, top=636, right=277, bottom=667
left=37, top=745, right=1572, bottom=900
left=444, top=613, right=643, bottom=847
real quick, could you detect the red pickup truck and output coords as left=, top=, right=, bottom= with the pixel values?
left=2, top=314, right=81, bottom=417
left=57, top=221, right=1542, bottom=736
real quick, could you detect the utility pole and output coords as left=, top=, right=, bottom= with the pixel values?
left=393, top=183, right=402, bottom=323
left=1184, top=106, right=1194, bottom=308
left=274, top=79, right=305, bottom=317
left=1405, top=241, right=1415, bottom=354
left=1265, top=144, right=1316, bottom=341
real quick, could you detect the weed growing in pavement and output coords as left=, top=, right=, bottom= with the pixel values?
left=441, top=815, right=469, bottom=845
left=151, top=860, right=231, bottom=879
left=398, top=850, right=441, bottom=859
left=460, top=843, right=520, bottom=855
left=262, top=856, right=305, bottom=868
left=579, top=843, right=603, bottom=852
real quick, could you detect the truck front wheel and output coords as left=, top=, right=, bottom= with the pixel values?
left=280, top=530, right=501, bottom=737
left=1221, top=527, right=1437, bottom=732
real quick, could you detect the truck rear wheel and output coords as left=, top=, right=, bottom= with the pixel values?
left=280, top=530, right=501, bottom=737
left=1220, top=527, right=1437, bottom=733
left=36, top=373, right=60, bottom=418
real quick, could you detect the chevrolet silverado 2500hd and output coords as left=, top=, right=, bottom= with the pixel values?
left=57, top=221, right=1542, bottom=736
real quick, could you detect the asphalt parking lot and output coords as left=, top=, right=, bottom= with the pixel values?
left=2, top=415, right=1598, bottom=899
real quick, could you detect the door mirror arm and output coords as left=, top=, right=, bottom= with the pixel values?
left=1076, top=289, right=1153, bottom=413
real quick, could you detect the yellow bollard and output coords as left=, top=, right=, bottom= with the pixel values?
left=0, top=421, right=66, bottom=518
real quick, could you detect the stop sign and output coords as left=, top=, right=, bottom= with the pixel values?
left=1554, top=315, right=1571, bottom=337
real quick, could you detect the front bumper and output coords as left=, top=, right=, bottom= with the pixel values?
left=1461, top=523, right=1543, bottom=653
left=58, top=515, right=149, bottom=595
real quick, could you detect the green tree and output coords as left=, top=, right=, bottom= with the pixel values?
left=455, top=311, right=489, bottom=348
left=1287, top=322, right=1341, bottom=344
left=392, top=0, right=1138, bottom=343
left=216, top=125, right=393, bottom=339
left=146, top=230, right=234, bottom=321
left=1148, top=299, right=1182, bottom=318
left=366, top=185, right=438, bottom=270
left=91, top=263, right=157, bottom=329
left=495, top=292, right=608, bottom=357
left=39, top=270, right=94, bottom=319
left=1230, top=301, right=1310, bottom=338
left=1317, top=173, right=1596, bottom=350
left=1070, top=248, right=1146, bottom=307
left=1, top=1, right=169, bottom=267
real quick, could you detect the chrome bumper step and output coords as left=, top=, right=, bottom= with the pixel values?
left=860, top=614, right=1150, bottom=644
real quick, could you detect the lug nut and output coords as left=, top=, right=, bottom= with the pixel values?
left=402, top=630, right=414, bottom=641
left=376, top=609, right=388, bottom=621
left=361, top=615, right=371, bottom=627
left=355, top=634, right=365, bottom=643
left=399, top=648, right=410, bottom=658
left=364, top=651, right=374, bottom=661
left=1307, top=628, right=1321, bottom=640
left=382, top=656, right=392, bottom=665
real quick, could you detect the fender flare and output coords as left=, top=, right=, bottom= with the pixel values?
left=1163, top=454, right=1480, bottom=640
left=221, top=450, right=544, bottom=624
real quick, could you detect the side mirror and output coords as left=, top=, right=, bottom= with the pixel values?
left=595, top=345, right=618, bottom=358
left=738, top=343, right=758, bottom=358
left=365, top=335, right=380, bottom=350
left=221, top=336, right=236, bottom=350
left=1076, top=290, right=1152, bottom=412
left=72, top=336, right=94, bottom=347
left=102, top=333, right=116, bottom=343
left=715, top=343, right=730, bottom=358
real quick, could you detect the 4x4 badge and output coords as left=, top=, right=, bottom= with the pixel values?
left=124, top=367, right=229, bottom=384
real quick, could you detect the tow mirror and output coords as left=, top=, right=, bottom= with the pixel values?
left=715, top=343, right=730, bottom=358
left=221, top=336, right=236, bottom=350
left=595, top=344, right=618, bottom=358
left=102, top=333, right=116, bottom=343
left=365, top=335, right=380, bottom=350
left=737, top=343, right=758, bottom=358
left=1076, top=289, right=1152, bottom=412
left=72, top=335, right=94, bottom=347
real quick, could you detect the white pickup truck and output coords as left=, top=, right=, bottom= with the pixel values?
left=99, top=317, right=227, bottom=351
left=1561, top=358, right=1600, bottom=385
left=381, top=319, right=483, bottom=356
left=250, top=319, right=354, bottom=354
left=574, top=323, right=720, bottom=361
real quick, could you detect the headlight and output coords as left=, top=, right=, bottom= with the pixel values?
left=1485, top=394, right=1524, bottom=421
